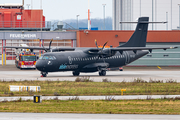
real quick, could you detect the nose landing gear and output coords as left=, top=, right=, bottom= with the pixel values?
left=41, top=72, right=48, bottom=77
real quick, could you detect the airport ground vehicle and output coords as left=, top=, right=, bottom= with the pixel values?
left=15, top=44, right=36, bottom=69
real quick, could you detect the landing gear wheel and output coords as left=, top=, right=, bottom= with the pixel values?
left=99, top=70, right=106, bottom=76
left=73, top=71, right=80, bottom=76
left=41, top=72, right=47, bottom=77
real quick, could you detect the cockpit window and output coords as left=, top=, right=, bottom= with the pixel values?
left=39, top=56, right=56, bottom=60
left=39, top=56, right=43, bottom=59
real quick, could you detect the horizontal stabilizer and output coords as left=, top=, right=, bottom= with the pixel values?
left=85, top=46, right=178, bottom=56
left=120, top=21, right=167, bottom=24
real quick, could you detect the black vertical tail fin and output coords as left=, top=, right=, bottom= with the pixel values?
left=119, top=17, right=149, bottom=47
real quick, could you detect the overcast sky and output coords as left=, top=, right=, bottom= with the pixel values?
left=1, top=0, right=180, bottom=30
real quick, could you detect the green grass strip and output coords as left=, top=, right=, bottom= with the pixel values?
left=0, top=99, right=180, bottom=114
left=0, top=80, right=180, bottom=96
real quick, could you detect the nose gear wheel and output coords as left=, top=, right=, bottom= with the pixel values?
left=99, top=70, right=106, bottom=76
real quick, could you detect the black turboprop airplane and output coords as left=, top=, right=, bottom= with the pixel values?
left=4, top=17, right=178, bottom=77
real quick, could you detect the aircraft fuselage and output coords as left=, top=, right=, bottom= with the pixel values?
left=35, top=49, right=149, bottom=73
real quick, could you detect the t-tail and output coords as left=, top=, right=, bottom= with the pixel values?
left=119, top=17, right=149, bottom=47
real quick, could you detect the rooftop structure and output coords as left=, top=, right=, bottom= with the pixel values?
left=0, top=3, right=50, bottom=31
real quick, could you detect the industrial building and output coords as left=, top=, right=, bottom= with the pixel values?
left=0, top=1, right=180, bottom=66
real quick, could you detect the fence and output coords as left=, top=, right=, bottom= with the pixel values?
left=0, top=21, right=51, bottom=28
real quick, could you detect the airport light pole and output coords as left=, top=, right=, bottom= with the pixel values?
left=166, top=12, right=168, bottom=30
left=171, top=0, right=172, bottom=30
left=76, top=15, right=79, bottom=30
left=155, top=0, right=157, bottom=30
left=40, top=0, right=42, bottom=32
left=102, top=4, right=106, bottom=30
left=152, top=0, right=154, bottom=30
left=178, top=4, right=180, bottom=29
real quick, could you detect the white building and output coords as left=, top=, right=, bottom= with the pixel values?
left=112, top=0, right=133, bottom=30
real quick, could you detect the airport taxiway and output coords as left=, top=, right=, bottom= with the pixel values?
left=0, top=65, right=180, bottom=82
left=0, top=113, right=180, bottom=120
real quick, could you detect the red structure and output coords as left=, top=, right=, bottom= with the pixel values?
left=0, top=4, right=45, bottom=30
left=76, top=30, right=180, bottom=47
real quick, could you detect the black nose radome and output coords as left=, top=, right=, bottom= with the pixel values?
left=35, top=60, right=46, bottom=71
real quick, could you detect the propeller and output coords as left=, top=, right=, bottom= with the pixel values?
left=95, top=39, right=109, bottom=68
left=49, top=39, right=53, bottom=51
left=95, top=39, right=108, bottom=56
left=40, top=38, right=53, bottom=52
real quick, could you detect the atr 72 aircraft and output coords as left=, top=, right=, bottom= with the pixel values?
left=4, top=17, right=177, bottom=77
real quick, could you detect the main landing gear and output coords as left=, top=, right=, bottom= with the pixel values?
left=73, top=71, right=80, bottom=76
left=41, top=72, right=48, bottom=77
left=99, top=70, right=106, bottom=76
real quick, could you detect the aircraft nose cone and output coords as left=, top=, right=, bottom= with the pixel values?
left=35, top=60, right=46, bottom=71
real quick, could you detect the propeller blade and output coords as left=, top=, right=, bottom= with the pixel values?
left=40, top=41, right=47, bottom=52
left=95, top=39, right=99, bottom=49
left=102, top=41, right=108, bottom=50
left=49, top=39, right=53, bottom=51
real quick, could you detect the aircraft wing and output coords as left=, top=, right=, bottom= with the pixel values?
left=4, top=46, right=48, bottom=50
left=52, top=48, right=75, bottom=52
left=111, top=46, right=178, bottom=51
left=4, top=46, right=75, bottom=52
left=86, top=46, right=178, bottom=55
left=111, top=46, right=178, bottom=53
